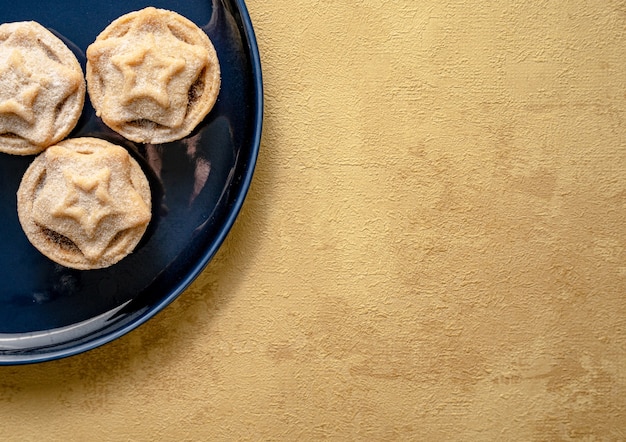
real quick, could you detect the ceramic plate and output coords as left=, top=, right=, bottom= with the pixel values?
left=0, top=0, right=262, bottom=364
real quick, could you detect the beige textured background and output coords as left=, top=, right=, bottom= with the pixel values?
left=2, top=0, right=626, bottom=440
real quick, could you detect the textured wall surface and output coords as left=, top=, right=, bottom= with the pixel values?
left=1, top=0, right=626, bottom=440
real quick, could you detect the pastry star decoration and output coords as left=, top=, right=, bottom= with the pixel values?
left=0, top=49, right=43, bottom=124
left=52, top=168, right=114, bottom=239
left=111, top=34, right=186, bottom=108
left=35, top=146, right=151, bottom=262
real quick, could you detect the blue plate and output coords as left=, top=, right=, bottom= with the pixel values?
left=0, top=0, right=262, bottom=364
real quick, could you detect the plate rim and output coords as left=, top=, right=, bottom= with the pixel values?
left=0, top=0, right=263, bottom=365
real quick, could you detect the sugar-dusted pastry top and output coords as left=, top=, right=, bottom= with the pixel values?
left=0, top=21, right=85, bottom=155
left=86, top=7, right=221, bottom=144
left=17, top=137, right=152, bottom=269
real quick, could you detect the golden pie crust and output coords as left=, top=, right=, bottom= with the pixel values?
left=0, top=21, right=85, bottom=155
left=17, top=137, right=152, bottom=269
left=86, top=7, right=221, bottom=144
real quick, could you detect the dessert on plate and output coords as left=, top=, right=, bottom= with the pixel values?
left=0, top=21, right=85, bottom=155
left=17, top=137, right=152, bottom=270
left=86, top=7, right=221, bottom=144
